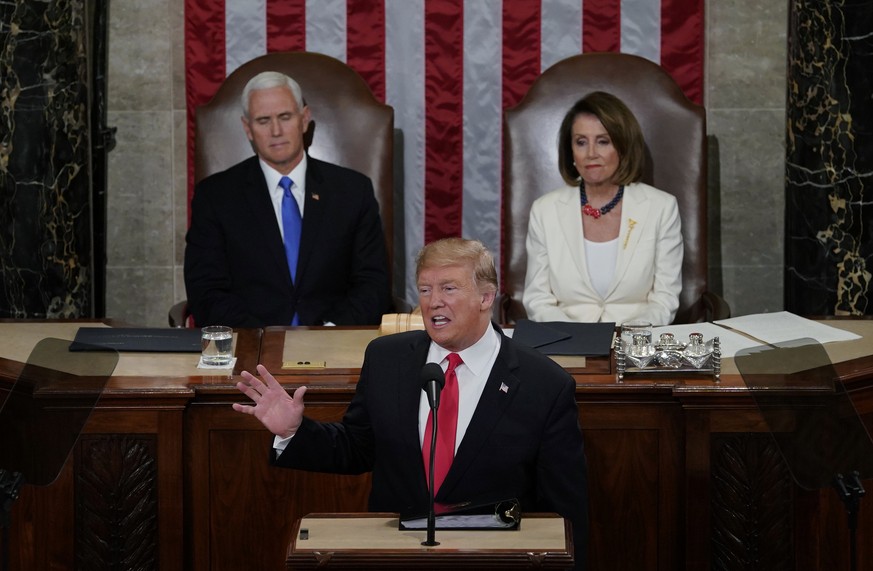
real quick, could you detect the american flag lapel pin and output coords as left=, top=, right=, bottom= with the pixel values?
left=311, top=193, right=320, bottom=201
left=499, top=382, right=509, bottom=394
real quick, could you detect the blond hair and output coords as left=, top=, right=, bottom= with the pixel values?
left=415, top=238, right=498, bottom=293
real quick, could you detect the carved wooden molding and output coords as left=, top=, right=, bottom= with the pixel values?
left=75, top=435, right=158, bottom=570
left=711, top=433, right=794, bottom=571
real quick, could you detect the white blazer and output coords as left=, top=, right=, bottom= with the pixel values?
left=522, top=182, right=683, bottom=325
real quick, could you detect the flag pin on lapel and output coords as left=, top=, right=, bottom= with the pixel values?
left=499, top=382, right=509, bottom=394
left=312, top=193, right=320, bottom=201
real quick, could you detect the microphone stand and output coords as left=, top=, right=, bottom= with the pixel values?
left=422, top=413, right=440, bottom=547
left=419, top=362, right=444, bottom=547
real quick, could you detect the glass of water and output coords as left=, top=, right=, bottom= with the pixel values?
left=201, top=325, right=233, bottom=366
left=620, top=320, right=652, bottom=353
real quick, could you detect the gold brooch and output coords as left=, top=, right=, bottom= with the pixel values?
left=623, top=219, right=637, bottom=249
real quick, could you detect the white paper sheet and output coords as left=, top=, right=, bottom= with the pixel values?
left=714, top=311, right=861, bottom=345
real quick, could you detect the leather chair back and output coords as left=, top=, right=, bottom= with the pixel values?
left=503, top=52, right=708, bottom=324
left=195, top=51, right=395, bottom=274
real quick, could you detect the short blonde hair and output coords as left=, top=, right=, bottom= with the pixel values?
left=415, top=238, right=498, bottom=293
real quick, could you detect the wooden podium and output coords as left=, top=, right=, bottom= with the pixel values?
left=285, top=513, right=574, bottom=570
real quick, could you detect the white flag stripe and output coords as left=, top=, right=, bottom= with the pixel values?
left=385, top=0, right=427, bottom=303
left=225, top=0, right=267, bottom=76
left=621, top=0, right=661, bottom=63
left=541, top=0, right=583, bottom=71
left=306, top=0, right=348, bottom=62
left=462, top=0, right=503, bottom=278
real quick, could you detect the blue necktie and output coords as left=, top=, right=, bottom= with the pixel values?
left=280, top=176, right=301, bottom=325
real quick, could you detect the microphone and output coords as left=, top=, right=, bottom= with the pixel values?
left=420, top=362, right=445, bottom=411
left=419, top=362, right=445, bottom=547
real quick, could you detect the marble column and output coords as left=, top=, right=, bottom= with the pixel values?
left=0, top=0, right=93, bottom=318
left=785, top=0, right=873, bottom=315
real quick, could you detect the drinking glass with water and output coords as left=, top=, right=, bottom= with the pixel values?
left=201, top=325, right=233, bottom=366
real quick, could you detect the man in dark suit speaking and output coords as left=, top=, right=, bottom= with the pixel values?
left=233, top=238, right=589, bottom=569
left=184, top=71, right=392, bottom=327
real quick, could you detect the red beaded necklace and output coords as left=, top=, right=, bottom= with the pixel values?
left=580, top=183, right=624, bottom=219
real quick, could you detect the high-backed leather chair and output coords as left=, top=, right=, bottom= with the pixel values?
left=501, top=52, right=729, bottom=325
left=171, top=51, right=395, bottom=326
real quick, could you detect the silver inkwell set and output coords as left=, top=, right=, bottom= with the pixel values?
left=614, top=321, right=721, bottom=381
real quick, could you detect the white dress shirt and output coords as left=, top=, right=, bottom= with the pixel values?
left=418, top=325, right=502, bottom=452
left=261, top=155, right=307, bottom=240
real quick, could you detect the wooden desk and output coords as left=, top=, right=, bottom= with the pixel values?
left=0, top=321, right=261, bottom=571
left=194, top=321, right=873, bottom=571
left=2, top=320, right=872, bottom=571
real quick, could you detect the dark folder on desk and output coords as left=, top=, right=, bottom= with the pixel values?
left=69, top=327, right=203, bottom=352
left=512, top=319, right=614, bottom=356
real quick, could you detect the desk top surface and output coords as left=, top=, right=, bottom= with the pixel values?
left=2, top=320, right=872, bottom=395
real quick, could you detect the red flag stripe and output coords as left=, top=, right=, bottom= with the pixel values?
left=501, top=0, right=541, bottom=272
left=423, top=1, right=464, bottom=243
left=660, top=0, right=704, bottom=104
left=266, top=0, right=306, bottom=53
left=583, top=0, right=622, bottom=53
left=501, top=0, right=541, bottom=111
left=184, top=0, right=227, bottom=224
left=347, top=0, right=386, bottom=102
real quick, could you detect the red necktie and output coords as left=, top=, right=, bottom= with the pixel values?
left=422, top=353, right=462, bottom=492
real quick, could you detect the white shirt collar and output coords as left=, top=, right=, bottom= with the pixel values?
left=426, top=323, right=501, bottom=376
left=261, top=154, right=308, bottom=210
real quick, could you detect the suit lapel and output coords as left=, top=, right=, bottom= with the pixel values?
left=398, top=334, right=432, bottom=452
left=554, top=186, right=591, bottom=290
left=296, top=156, right=327, bottom=285
left=608, top=183, right=649, bottom=295
left=396, top=333, right=434, bottom=498
left=243, top=159, right=290, bottom=280
left=437, top=332, right=521, bottom=498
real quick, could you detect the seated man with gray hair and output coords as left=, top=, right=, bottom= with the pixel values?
left=184, top=71, right=392, bottom=327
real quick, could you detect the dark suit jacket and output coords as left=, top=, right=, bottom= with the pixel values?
left=276, top=325, right=589, bottom=568
left=184, top=155, right=392, bottom=327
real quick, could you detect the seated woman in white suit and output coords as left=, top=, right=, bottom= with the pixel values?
left=523, top=91, right=683, bottom=326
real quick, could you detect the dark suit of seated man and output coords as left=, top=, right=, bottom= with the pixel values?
left=184, top=70, right=392, bottom=327
left=233, top=238, right=590, bottom=570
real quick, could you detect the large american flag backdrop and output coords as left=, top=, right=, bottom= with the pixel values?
left=185, top=0, right=704, bottom=301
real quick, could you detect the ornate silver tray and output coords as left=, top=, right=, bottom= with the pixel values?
left=614, top=333, right=721, bottom=381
